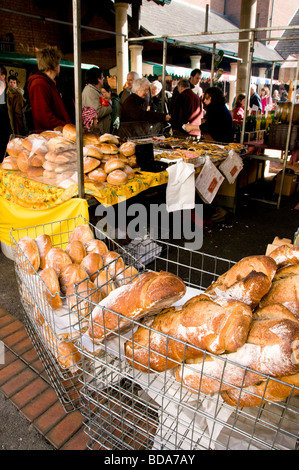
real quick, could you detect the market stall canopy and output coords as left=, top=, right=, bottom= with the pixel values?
left=279, top=54, right=299, bottom=83
left=0, top=51, right=97, bottom=70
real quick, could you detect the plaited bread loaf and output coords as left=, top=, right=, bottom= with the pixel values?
left=65, top=240, right=86, bottom=264
left=45, top=247, right=72, bottom=276
left=89, top=271, right=186, bottom=344
left=125, top=297, right=252, bottom=373
left=69, top=224, right=94, bottom=245
left=204, top=255, right=277, bottom=308
left=40, top=267, right=63, bottom=310
left=16, top=237, right=40, bottom=274
left=269, top=245, right=299, bottom=268
left=175, top=304, right=299, bottom=395
left=35, top=234, right=52, bottom=270
left=221, top=372, right=299, bottom=407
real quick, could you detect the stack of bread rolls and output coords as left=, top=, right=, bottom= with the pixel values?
left=2, top=124, right=137, bottom=188
left=125, top=246, right=299, bottom=407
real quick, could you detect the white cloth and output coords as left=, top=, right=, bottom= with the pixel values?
left=166, top=160, right=195, bottom=212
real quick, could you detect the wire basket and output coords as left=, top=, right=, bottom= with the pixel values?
left=73, top=238, right=299, bottom=450
left=9, top=215, right=143, bottom=411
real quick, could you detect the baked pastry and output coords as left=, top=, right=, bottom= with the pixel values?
left=123, top=165, right=135, bottom=180
left=89, top=271, right=186, bottom=343
left=83, top=145, right=103, bottom=160
left=104, top=158, right=126, bottom=174
left=83, top=133, right=100, bottom=146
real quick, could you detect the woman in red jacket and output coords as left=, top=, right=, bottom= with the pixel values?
left=28, top=45, right=71, bottom=132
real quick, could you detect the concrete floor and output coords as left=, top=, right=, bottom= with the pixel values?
left=0, top=174, right=299, bottom=450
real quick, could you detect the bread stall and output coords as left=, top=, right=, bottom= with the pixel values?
left=9, top=212, right=299, bottom=449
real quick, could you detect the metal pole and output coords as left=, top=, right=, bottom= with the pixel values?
left=210, top=43, right=216, bottom=85
left=277, top=55, right=299, bottom=209
left=161, top=36, right=167, bottom=113
left=72, top=0, right=84, bottom=199
left=240, top=31, right=255, bottom=145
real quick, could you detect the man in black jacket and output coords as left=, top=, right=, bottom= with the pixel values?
left=249, top=84, right=262, bottom=112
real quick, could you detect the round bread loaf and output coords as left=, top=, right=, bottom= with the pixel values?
left=94, top=269, right=116, bottom=298
left=40, top=130, right=62, bottom=141
left=6, top=138, right=25, bottom=158
left=99, top=133, right=120, bottom=145
left=17, top=237, right=40, bottom=274
left=35, top=234, right=52, bottom=270
left=87, top=168, right=107, bottom=182
left=69, top=224, right=94, bottom=245
left=106, top=169, right=128, bottom=185
left=40, top=267, right=63, bottom=310
left=119, top=141, right=136, bottom=157
left=115, top=265, right=139, bottom=286
left=104, top=158, right=126, bottom=174
left=47, top=136, right=75, bottom=152
left=83, top=145, right=103, bottom=160
left=17, top=149, right=30, bottom=172
left=80, top=253, right=104, bottom=281
left=83, top=156, right=101, bottom=173
left=85, top=239, right=109, bottom=256
left=43, top=170, right=56, bottom=180
left=83, top=133, right=100, bottom=146
left=45, top=247, right=72, bottom=276
left=65, top=240, right=87, bottom=264
left=2, top=156, right=18, bottom=170
left=102, top=251, right=125, bottom=278
left=62, top=123, right=77, bottom=142
left=29, top=153, right=46, bottom=167
left=59, top=263, right=88, bottom=294
left=99, top=143, right=119, bottom=155
left=22, top=134, right=48, bottom=154
left=123, top=164, right=135, bottom=180
left=66, top=279, right=101, bottom=316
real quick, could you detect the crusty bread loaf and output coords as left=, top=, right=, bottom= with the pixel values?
left=123, top=164, right=135, bottom=180
left=27, top=166, right=44, bottom=178
left=28, top=153, right=46, bottom=167
left=125, top=297, right=252, bottom=373
left=204, top=255, right=277, bottom=308
left=175, top=303, right=299, bottom=395
left=62, top=123, right=77, bottom=142
left=83, top=133, right=100, bottom=146
left=80, top=253, right=103, bottom=281
left=46, top=136, right=75, bottom=152
left=17, top=149, right=30, bottom=173
left=83, top=156, right=100, bottom=173
left=16, top=237, right=40, bottom=274
left=94, top=269, right=116, bottom=299
left=84, top=239, right=109, bottom=256
left=22, top=134, right=48, bottom=154
left=99, top=133, right=120, bottom=145
left=221, top=372, right=299, bottom=407
left=273, top=262, right=299, bottom=281
left=259, top=273, right=299, bottom=318
left=45, top=247, right=72, bottom=276
left=40, top=267, right=63, bottom=310
left=107, top=169, right=128, bottom=185
left=41, top=323, right=81, bottom=372
left=65, top=240, right=86, bottom=264
left=1, top=156, right=18, bottom=170
left=87, top=168, right=107, bottom=182
left=83, top=145, right=103, bottom=160
left=115, top=265, right=139, bottom=287
left=6, top=138, right=25, bottom=158
left=102, top=251, right=125, bottom=278
left=104, top=158, right=126, bottom=174
left=66, top=278, right=101, bottom=317
left=69, top=224, right=94, bottom=245
left=35, top=234, right=52, bottom=270
left=269, top=245, right=299, bottom=268
left=89, top=271, right=186, bottom=344
left=99, top=143, right=119, bottom=155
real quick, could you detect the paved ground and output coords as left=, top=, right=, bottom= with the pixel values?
left=0, top=171, right=299, bottom=450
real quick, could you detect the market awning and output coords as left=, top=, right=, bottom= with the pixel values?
left=279, top=54, right=299, bottom=83
left=0, top=51, right=97, bottom=70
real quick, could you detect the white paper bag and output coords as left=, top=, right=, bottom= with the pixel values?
left=166, top=160, right=195, bottom=212
left=195, top=156, right=224, bottom=204
left=219, top=150, right=243, bottom=184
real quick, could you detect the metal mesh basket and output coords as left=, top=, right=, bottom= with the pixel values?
left=74, top=239, right=299, bottom=450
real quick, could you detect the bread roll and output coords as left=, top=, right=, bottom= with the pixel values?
left=94, top=269, right=116, bottom=298
left=204, top=255, right=277, bottom=308
left=99, top=143, right=119, bottom=155
left=80, top=253, right=104, bottom=281
left=87, top=168, right=107, bottom=182
left=125, top=297, right=252, bottom=373
left=27, top=166, right=44, bottom=178
left=40, top=267, right=63, bottom=310
left=104, top=158, right=126, bottom=174
left=2, top=156, right=18, bottom=170
left=89, top=271, right=186, bottom=343
left=115, top=265, right=139, bottom=286
left=107, top=169, right=128, bottom=185
left=47, top=136, right=75, bottom=152
left=40, top=130, right=62, bottom=141
left=59, top=263, right=88, bottom=294
left=62, top=123, right=77, bottom=142
left=84, top=145, right=103, bottom=160
left=45, top=149, right=77, bottom=164
left=42, top=324, right=81, bottom=372
left=22, top=134, right=48, bottom=154
left=175, top=303, right=299, bottom=395
left=259, top=274, right=299, bottom=318
left=99, top=133, right=120, bottom=145
left=273, top=263, right=299, bottom=282
left=69, top=224, right=94, bottom=245
left=119, top=141, right=136, bottom=157
left=83, top=156, right=100, bottom=173
left=17, top=149, right=30, bottom=172
left=29, top=153, right=46, bottom=167
left=6, top=138, right=25, bottom=158
left=16, top=237, right=40, bottom=274
left=84, top=239, right=109, bottom=256
left=83, top=133, right=100, bottom=146
left=45, top=247, right=72, bottom=276
left=65, top=240, right=86, bottom=264
left=221, top=372, right=299, bottom=407
left=43, top=170, right=56, bottom=180
left=35, top=234, right=52, bottom=270
left=123, top=164, right=135, bottom=180
left=102, top=251, right=124, bottom=278
left=66, top=279, right=101, bottom=317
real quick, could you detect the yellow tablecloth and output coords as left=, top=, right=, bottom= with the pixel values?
left=0, top=169, right=168, bottom=209
left=0, top=196, right=89, bottom=246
